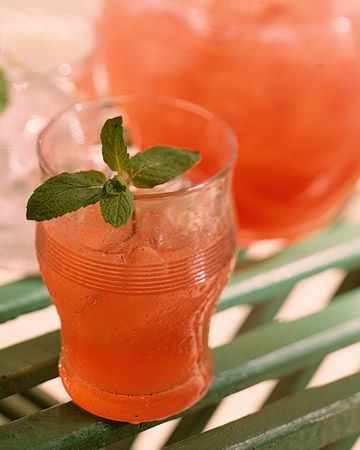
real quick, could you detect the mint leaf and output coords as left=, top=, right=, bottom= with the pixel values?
left=129, top=146, right=200, bottom=188
left=101, top=116, right=130, bottom=173
left=100, top=177, right=134, bottom=227
left=26, top=171, right=106, bottom=221
left=0, top=68, right=9, bottom=113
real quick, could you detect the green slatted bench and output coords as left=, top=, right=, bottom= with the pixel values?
left=1, top=219, right=360, bottom=450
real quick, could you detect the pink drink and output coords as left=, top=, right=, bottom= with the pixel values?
left=36, top=96, right=237, bottom=422
left=98, top=0, right=360, bottom=242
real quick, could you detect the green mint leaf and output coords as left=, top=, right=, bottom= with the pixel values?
left=101, top=116, right=130, bottom=173
left=100, top=176, right=134, bottom=227
left=0, top=68, right=9, bottom=113
left=26, top=171, right=106, bottom=221
left=129, top=146, right=200, bottom=188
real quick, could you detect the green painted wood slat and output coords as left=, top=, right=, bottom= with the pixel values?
left=220, top=223, right=360, bottom=311
left=1, top=290, right=360, bottom=449
left=21, top=387, right=59, bottom=410
left=0, top=388, right=60, bottom=421
left=263, top=269, right=360, bottom=407
left=0, top=394, right=42, bottom=421
left=0, top=331, right=60, bottom=399
left=0, top=276, right=50, bottom=324
left=163, top=373, right=360, bottom=450
left=323, top=433, right=360, bottom=450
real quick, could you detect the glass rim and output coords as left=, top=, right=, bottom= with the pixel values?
left=38, top=94, right=238, bottom=200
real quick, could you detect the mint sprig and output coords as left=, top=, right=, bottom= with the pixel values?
left=26, top=116, right=200, bottom=227
left=0, top=68, right=9, bottom=113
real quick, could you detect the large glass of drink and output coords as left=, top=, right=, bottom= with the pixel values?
left=98, top=0, right=360, bottom=243
left=35, top=96, right=237, bottom=422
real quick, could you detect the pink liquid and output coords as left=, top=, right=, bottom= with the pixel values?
left=98, top=0, right=360, bottom=242
left=37, top=189, right=236, bottom=422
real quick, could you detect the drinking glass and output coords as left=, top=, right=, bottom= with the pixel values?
left=98, top=0, right=360, bottom=244
left=0, top=0, right=95, bottom=273
left=36, top=95, right=237, bottom=422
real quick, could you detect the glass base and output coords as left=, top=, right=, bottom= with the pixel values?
left=59, top=357, right=212, bottom=423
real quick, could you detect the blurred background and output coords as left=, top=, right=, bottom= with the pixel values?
left=1, top=1, right=360, bottom=448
